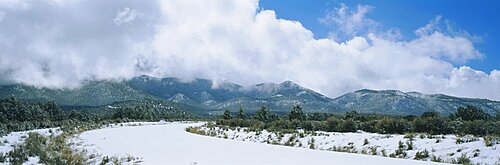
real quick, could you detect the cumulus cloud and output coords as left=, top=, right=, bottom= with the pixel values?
left=0, top=0, right=498, bottom=100
left=0, top=0, right=162, bottom=88
left=320, top=3, right=379, bottom=41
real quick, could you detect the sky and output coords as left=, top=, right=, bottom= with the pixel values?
left=260, top=0, right=500, bottom=72
left=0, top=0, right=499, bottom=100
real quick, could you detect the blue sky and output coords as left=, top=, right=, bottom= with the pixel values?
left=260, top=0, right=500, bottom=72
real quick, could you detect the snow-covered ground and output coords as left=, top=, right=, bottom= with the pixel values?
left=0, top=128, right=61, bottom=165
left=0, top=128, right=61, bottom=153
left=74, top=122, right=446, bottom=165
left=198, top=126, right=500, bottom=165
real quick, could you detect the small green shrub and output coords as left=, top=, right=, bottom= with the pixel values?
left=431, top=155, right=442, bottom=162
left=414, top=149, right=429, bottom=160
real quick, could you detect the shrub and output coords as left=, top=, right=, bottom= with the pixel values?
left=222, top=110, right=232, bottom=120
left=370, top=147, right=377, bottom=155
left=359, top=120, right=378, bottom=133
left=375, top=117, right=412, bottom=134
left=431, top=155, right=442, bottom=162
left=404, top=133, right=415, bottom=139
left=453, top=154, right=471, bottom=165
left=0, top=153, right=5, bottom=163
left=185, top=127, right=207, bottom=136
left=450, top=105, right=490, bottom=121
left=406, top=140, right=413, bottom=150
left=309, top=138, right=315, bottom=149
left=326, top=117, right=342, bottom=132
left=338, top=119, right=357, bottom=132
left=6, top=146, right=28, bottom=165
left=390, top=141, right=407, bottom=158
left=483, top=136, right=496, bottom=147
left=456, top=137, right=464, bottom=144
left=289, top=105, right=305, bottom=121
left=414, top=149, right=429, bottom=160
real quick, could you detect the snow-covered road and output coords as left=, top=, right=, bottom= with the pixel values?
left=76, top=122, right=446, bottom=165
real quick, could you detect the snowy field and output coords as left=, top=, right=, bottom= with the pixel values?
left=74, top=122, right=446, bottom=165
left=197, top=125, right=500, bottom=165
left=0, top=128, right=62, bottom=164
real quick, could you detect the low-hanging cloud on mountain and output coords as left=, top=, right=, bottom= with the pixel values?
left=0, top=0, right=499, bottom=100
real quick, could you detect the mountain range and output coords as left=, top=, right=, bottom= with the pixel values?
left=0, top=75, right=498, bottom=116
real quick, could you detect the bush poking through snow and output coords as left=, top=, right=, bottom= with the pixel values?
left=100, top=155, right=142, bottom=165
left=285, top=134, right=297, bottom=147
left=309, top=138, right=315, bottom=149
left=329, top=145, right=358, bottom=153
left=483, top=136, right=499, bottom=147
left=186, top=126, right=208, bottom=136
left=431, top=155, right=443, bottom=163
left=414, top=149, right=429, bottom=160
left=456, top=138, right=464, bottom=144
left=406, top=140, right=414, bottom=150
left=369, top=147, right=377, bottom=155
left=452, top=154, right=471, bottom=165
left=195, top=123, right=500, bottom=165
left=390, top=141, right=408, bottom=158
left=363, top=138, right=369, bottom=146
left=404, top=133, right=415, bottom=139
left=0, top=153, right=5, bottom=162
left=1, top=132, right=87, bottom=164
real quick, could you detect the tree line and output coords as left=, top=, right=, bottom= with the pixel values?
left=1, top=96, right=499, bottom=137
left=218, top=105, right=500, bottom=136
left=0, top=97, right=192, bottom=136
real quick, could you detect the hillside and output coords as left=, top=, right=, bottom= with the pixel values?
left=333, top=89, right=500, bottom=115
left=0, top=80, right=149, bottom=106
left=126, top=76, right=338, bottom=113
left=0, top=76, right=499, bottom=115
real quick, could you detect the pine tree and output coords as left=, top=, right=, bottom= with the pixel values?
left=222, top=110, right=232, bottom=120
left=289, top=105, right=305, bottom=121
left=255, top=106, right=270, bottom=122
left=43, top=101, right=64, bottom=121
left=237, top=107, right=245, bottom=119
left=451, top=105, right=490, bottom=121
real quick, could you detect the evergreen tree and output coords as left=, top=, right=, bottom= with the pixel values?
left=237, top=107, right=245, bottom=119
left=339, top=118, right=357, bottom=132
left=43, top=101, right=64, bottom=121
left=375, top=117, right=413, bottom=134
left=222, top=109, right=232, bottom=120
left=254, top=106, right=270, bottom=122
left=344, top=110, right=362, bottom=121
left=450, top=105, right=490, bottom=121
left=289, top=105, right=305, bottom=121
left=420, top=111, right=440, bottom=118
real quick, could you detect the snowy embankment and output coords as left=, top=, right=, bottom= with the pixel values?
left=0, top=128, right=62, bottom=164
left=74, top=122, right=445, bottom=165
left=196, top=125, right=500, bottom=165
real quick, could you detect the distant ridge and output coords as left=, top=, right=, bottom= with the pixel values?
left=332, top=89, right=500, bottom=115
left=0, top=75, right=498, bottom=115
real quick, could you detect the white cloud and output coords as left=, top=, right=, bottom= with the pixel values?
left=415, top=15, right=443, bottom=37
left=114, top=7, right=139, bottom=26
left=411, top=16, right=483, bottom=64
left=445, top=67, right=500, bottom=99
left=320, top=3, right=378, bottom=41
left=0, top=0, right=498, bottom=100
